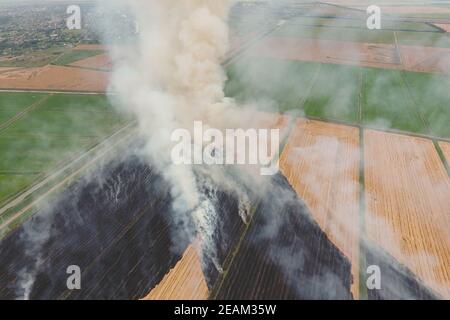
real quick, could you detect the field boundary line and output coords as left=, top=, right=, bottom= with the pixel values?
left=224, top=19, right=288, bottom=67
left=393, top=31, right=404, bottom=67
left=0, top=94, right=52, bottom=133
left=0, top=89, right=108, bottom=95
left=357, top=67, right=365, bottom=123
left=299, top=115, right=450, bottom=143
left=0, top=122, right=136, bottom=234
left=50, top=63, right=111, bottom=73
left=287, top=22, right=441, bottom=34
left=358, top=127, right=367, bottom=300
left=0, top=171, right=40, bottom=175
left=297, top=62, right=322, bottom=109
left=209, top=202, right=259, bottom=300
left=398, top=70, right=430, bottom=131
left=433, top=141, right=450, bottom=178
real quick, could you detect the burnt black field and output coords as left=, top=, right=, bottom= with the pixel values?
left=0, top=147, right=440, bottom=300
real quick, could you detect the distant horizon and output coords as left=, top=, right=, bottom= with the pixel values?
left=2, top=0, right=450, bottom=5
left=0, top=0, right=95, bottom=4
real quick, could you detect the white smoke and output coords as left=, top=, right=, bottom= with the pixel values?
left=102, top=0, right=246, bottom=270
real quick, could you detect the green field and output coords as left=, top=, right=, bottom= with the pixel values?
left=288, top=16, right=439, bottom=32
left=225, top=56, right=450, bottom=138
left=53, top=49, right=105, bottom=66
left=0, top=47, right=67, bottom=68
left=0, top=93, right=128, bottom=205
left=0, top=48, right=105, bottom=68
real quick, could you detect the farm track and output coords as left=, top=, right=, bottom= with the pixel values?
left=364, top=130, right=450, bottom=299
left=143, top=245, right=209, bottom=300
left=279, top=118, right=361, bottom=298
left=0, top=94, right=53, bottom=133
left=251, top=36, right=450, bottom=74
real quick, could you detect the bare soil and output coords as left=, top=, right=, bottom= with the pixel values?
left=0, top=67, right=22, bottom=74
left=251, top=37, right=401, bottom=70
left=0, top=65, right=109, bottom=92
left=399, top=45, right=450, bottom=74
left=251, top=37, right=450, bottom=74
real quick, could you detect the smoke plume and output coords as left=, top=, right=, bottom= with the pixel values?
left=103, top=0, right=254, bottom=270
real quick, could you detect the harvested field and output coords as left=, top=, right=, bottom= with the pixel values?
left=364, top=130, right=450, bottom=299
left=143, top=245, right=209, bottom=300
left=70, top=54, right=112, bottom=71
left=279, top=119, right=360, bottom=298
left=328, top=2, right=450, bottom=15
left=249, top=36, right=450, bottom=74
left=0, top=67, right=22, bottom=74
left=439, top=142, right=450, bottom=166
left=250, top=37, right=400, bottom=70
left=400, top=45, right=450, bottom=74
left=0, top=65, right=109, bottom=92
